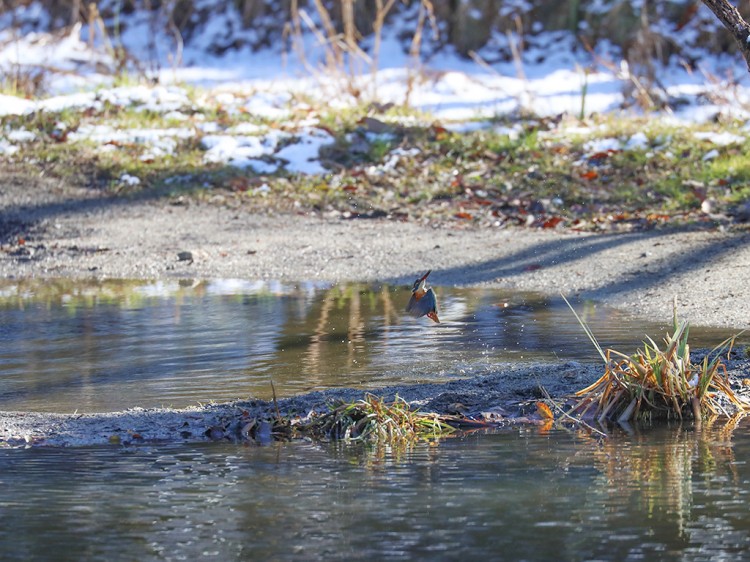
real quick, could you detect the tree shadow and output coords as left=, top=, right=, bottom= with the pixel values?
left=1, top=174, right=178, bottom=243
left=394, top=228, right=749, bottom=311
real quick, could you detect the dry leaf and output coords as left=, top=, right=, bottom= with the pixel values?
left=536, top=401, right=554, bottom=420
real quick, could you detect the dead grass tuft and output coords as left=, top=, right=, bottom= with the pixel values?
left=566, top=296, right=749, bottom=423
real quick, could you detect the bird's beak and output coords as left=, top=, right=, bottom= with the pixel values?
left=419, top=270, right=431, bottom=282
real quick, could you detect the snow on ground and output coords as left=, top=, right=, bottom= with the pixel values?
left=1, top=11, right=750, bottom=176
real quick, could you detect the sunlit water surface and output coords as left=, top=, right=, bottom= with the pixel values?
left=2, top=279, right=750, bottom=560
left=0, top=278, right=744, bottom=412
left=2, top=422, right=750, bottom=561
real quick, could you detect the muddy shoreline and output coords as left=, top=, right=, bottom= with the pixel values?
left=0, top=361, right=597, bottom=447
left=3, top=173, right=750, bottom=446
left=4, top=353, right=750, bottom=447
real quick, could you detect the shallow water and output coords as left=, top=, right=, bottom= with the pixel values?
left=3, top=279, right=750, bottom=561
left=2, top=420, right=750, bottom=561
left=0, top=278, right=744, bottom=413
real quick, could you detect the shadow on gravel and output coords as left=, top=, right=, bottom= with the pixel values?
left=417, top=228, right=749, bottom=305
left=0, top=173, right=178, bottom=243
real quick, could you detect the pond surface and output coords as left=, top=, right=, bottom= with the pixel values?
left=2, top=420, right=750, bottom=561
left=3, top=278, right=750, bottom=561
left=0, top=278, right=744, bottom=413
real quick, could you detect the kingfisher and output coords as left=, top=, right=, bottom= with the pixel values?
left=406, top=270, right=440, bottom=323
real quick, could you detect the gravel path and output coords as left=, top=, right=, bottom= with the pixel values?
left=2, top=172, right=749, bottom=329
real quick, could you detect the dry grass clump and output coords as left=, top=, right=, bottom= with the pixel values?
left=565, top=297, right=749, bottom=423
left=307, top=394, right=454, bottom=444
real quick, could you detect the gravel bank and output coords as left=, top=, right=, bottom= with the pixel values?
left=3, top=173, right=750, bottom=329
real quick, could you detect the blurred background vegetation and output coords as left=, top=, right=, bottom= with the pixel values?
left=0, top=0, right=744, bottom=65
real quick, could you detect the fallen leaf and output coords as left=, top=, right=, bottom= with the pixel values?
left=588, top=150, right=618, bottom=161
left=536, top=401, right=554, bottom=420
left=228, top=177, right=250, bottom=192
left=542, top=216, right=564, bottom=229
left=580, top=170, right=599, bottom=180
left=538, top=420, right=555, bottom=434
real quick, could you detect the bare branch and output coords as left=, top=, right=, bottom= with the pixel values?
left=701, top=0, right=750, bottom=72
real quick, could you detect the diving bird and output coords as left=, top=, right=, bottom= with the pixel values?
left=406, top=270, right=440, bottom=323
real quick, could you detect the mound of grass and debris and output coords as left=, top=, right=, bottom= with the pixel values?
left=3, top=86, right=750, bottom=234
left=566, top=298, right=750, bottom=423
left=236, top=393, right=479, bottom=448
left=297, top=393, right=456, bottom=443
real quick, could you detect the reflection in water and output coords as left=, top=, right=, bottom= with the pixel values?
left=592, top=415, right=745, bottom=542
left=0, top=278, right=745, bottom=413
left=1, top=417, right=750, bottom=561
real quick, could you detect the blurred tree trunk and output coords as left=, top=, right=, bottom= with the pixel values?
left=239, top=0, right=266, bottom=26
left=700, top=0, right=750, bottom=71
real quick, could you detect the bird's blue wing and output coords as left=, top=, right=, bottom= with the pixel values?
left=406, top=294, right=421, bottom=316
left=406, top=289, right=438, bottom=318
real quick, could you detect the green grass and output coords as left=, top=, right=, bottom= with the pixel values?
left=306, top=394, right=455, bottom=444
left=4, top=96, right=750, bottom=230
left=234, top=393, right=457, bottom=446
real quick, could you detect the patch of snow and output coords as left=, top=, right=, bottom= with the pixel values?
left=275, top=128, right=333, bottom=175
left=229, top=122, right=267, bottom=134
left=702, top=149, right=720, bottom=161
left=6, top=130, right=36, bottom=143
left=0, top=95, right=35, bottom=116
left=119, top=173, right=141, bottom=186
left=201, top=133, right=281, bottom=172
left=38, top=92, right=99, bottom=113
left=583, top=138, right=621, bottom=153
left=97, top=86, right=192, bottom=112
left=0, top=139, right=19, bottom=155
left=247, top=161, right=278, bottom=174
left=382, top=147, right=420, bottom=171
left=242, top=91, right=293, bottom=120
left=625, top=132, right=649, bottom=150
left=202, top=134, right=271, bottom=161
left=164, top=111, right=190, bottom=121
left=0, top=23, right=112, bottom=80
left=443, top=121, right=490, bottom=133
left=693, top=131, right=745, bottom=146
left=67, top=125, right=192, bottom=156
left=494, top=124, right=522, bottom=141
left=391, top=147, right=421, bottom=157
left=197, top=122, right=221, bottom=134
